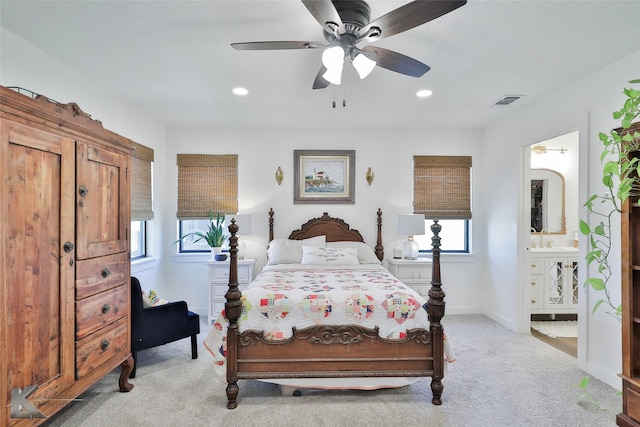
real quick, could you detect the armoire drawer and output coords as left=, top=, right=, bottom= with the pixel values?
left=76, top=251, right=129, bottom=299
left=76, top=316, right=129, bottom=379
left=76, top=285, right=128, bottom=339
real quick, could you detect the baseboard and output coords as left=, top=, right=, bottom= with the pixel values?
left=577, top=359, right=622, bottom=391
left=482, top=308, right=515, bottom=331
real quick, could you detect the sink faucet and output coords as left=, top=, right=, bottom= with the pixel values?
left=540, top=228, right=550, bottom=248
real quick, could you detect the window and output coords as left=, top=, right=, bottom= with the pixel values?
left=131, top=142, right=154, bottom=259
left=413, top=155, right=471, bottom=253
left=130, top=220, right=146, bottom=258
left=176, top=154, right=238, bottom=253
left=415, top=219, right=469, bottom=253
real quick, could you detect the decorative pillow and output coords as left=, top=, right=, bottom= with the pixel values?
left=301, top=246, right=360, bottom=266
left=266, top=235, right=326, bottom=265
left=327, top=241, right=381, bottom=264
left=141, top=289, right=168, bottom=308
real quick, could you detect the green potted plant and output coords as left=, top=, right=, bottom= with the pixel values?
left=176, top=211, right=227, bottom=259
left=576, top=79, right=639, bottom=404
left=581, top=79, right=640, bottom=322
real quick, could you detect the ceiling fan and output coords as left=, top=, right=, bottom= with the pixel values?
left=231, top=0, right=467, bottom=89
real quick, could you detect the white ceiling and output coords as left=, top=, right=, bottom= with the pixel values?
left=2, top=0, right=639, bottom=129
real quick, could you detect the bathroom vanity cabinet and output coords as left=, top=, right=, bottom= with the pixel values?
left=529, top=250, right=578, bottom=315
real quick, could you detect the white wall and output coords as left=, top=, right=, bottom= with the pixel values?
left=0, top=27, right=168, bottom=291
left=484, top=48, right=640, bottom=388
left=162, top=126, right=485, bottom=317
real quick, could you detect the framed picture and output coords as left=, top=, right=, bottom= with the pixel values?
left=294, top=150, right=355, bottom=204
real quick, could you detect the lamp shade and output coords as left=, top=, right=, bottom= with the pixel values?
left=352, top=53, right=376, bottom=79
left=397, top=214, right=425, bottom=236
left=322, top=46, right=345, bottom=85
left=232, top=214, right=252, bottom=236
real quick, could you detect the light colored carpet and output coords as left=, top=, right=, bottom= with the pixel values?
left=531, top=320, right=578, bottom=338
left=43, top=315, right=620, bottom=427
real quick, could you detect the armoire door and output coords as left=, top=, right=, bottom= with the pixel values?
left=1, top=119, right=75, bottom=422
left=75, top=141, right=129, bottom=260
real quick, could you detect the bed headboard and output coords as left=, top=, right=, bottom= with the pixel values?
left=267, top=208, right=384, bottom=261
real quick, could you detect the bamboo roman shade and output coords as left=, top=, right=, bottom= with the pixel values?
left=131, top=142, right=154, bottom=221
left=413, top=155, right=472, bottom=219
left=176, top=154, right=238, bottom=219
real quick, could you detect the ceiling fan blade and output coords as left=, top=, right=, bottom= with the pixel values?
left=301, top=0, right=344, bottom=33
left=362, top=46, right=430, bottom=77
left=231, top=41, right=325, bottom=50
left=359, top=0, right=467, bottom=42
left=312, top=66, right=331, bottom=89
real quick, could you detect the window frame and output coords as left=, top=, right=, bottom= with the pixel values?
left=416, top=219, right=470, bottom=254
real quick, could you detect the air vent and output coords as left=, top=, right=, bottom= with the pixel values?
left=495, top=95, right=522, bottom=106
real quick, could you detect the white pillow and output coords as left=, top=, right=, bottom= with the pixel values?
left=301, top=246, right=360, bottom=266
left=326, top=241, right=381, bottom=264
left=266, top=235, right=326, bottom=265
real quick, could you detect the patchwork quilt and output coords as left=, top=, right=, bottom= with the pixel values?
left=204, top=264, right=455, bottom=379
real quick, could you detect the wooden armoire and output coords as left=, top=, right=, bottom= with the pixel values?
left=0, top=85, right=134, bottom=426
left=619, top=121, right=640, bottom=427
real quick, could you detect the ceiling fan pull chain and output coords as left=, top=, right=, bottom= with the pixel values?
left=332, top=86, right=337, bottom=108
left=343, top=81, right=346, bottom=107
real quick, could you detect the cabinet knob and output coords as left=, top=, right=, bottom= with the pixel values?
left=79, top=185, right=89, bottom=197
left=63, top=242, right=74, bottom=253
left=531, top=282, right=536, bottom=286
left=531, top=299, right=536, bottom=304
left=101, top=304, right=111, bottom=314
left=100, top=340, right=110, bottom=351
left=101, top=268, right=111, bottom=278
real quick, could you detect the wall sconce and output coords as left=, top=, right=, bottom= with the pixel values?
left=275, top=166, right=283, bottom=185
left=365, top=167, right=374, bottom=186
left=531, top=145, right=568, bottom=155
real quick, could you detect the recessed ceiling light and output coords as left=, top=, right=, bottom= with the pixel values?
left=232, top=87, right=249, bottom=96
left=416, top=89, right=433, bottom=98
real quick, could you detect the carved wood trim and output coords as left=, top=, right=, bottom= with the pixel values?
left=238, top=325, right=431, bottom=347
left=288, top=211, right=365, bottom=242
left=1, top=86, right=134, bottom=154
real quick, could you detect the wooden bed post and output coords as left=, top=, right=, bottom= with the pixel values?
left=225, top=219, right=241, bottom=409
left=375, top=208, right=384, bottom=261
left=427, top=219, right=445, bottom=405
left=268, top=208, right=274, bottom=242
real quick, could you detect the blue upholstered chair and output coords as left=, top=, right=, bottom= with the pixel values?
left=130, top=276, right=200, bottom=378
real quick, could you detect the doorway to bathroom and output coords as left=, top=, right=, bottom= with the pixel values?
left=524, top=130, right=580, bottom=357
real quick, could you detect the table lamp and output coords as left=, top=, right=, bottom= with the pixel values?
left=397, top=214, right=425, bottom=260
left=233, top=214, right=252, bottom=259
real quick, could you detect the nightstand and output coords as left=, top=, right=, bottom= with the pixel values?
left=386, top=258, right=432, bottom=299
left=207, top=258, right=256, bottom=325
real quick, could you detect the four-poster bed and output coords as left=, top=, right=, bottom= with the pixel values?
left=204, top=208, right=447, bottom=409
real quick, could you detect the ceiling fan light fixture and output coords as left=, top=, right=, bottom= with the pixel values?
left=322, top=46, right=345, bottom=85
left=232, top=87, right=249, bottom=96
left=352, top=53, right=376, bottom=79
left=416, top=89, right=433, bottom=98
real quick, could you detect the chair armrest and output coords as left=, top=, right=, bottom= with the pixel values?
left=139, top=301, right=189, bottom=328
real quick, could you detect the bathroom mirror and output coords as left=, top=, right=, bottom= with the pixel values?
left=531, top=168, right=566, bottom=234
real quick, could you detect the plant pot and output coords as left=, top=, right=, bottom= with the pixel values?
left=210, top=246, right=222, bottom=261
